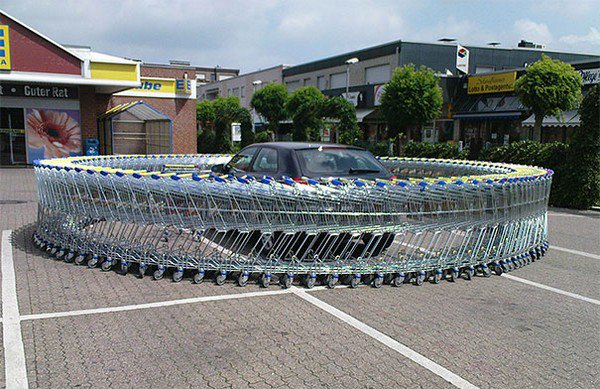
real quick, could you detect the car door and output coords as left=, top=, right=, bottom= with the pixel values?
left=226, top=146, right=259, bottom=175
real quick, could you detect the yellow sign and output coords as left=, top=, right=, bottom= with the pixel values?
left=130, top=78, right=176, bottom=94
left=90, top=62, right=138, bottom=81
left=468, top=72, right=516, bottom=94
left=176, top=78, right=192, bottom=94
left=0, top=25, right=11, bottom=70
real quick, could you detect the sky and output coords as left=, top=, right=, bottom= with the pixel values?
left=2, top=0, right=599, bottom=73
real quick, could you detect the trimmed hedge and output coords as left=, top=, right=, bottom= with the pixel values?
left=478, top=141, right=571, bottom=207
left=403, top=141, right=469, bottom=159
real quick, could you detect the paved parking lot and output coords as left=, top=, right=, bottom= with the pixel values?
left=1, top=167, right=599, bottom=388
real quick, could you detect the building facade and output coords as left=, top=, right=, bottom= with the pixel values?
left=0, top=10, right=240, bottom=165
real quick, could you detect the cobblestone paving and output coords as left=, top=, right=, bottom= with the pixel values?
left=1, top=167, right=599, bottom=388
left=21, top=295, right=451, bottom=388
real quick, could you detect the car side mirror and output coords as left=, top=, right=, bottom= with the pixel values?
left=211, top=163, right=225, bottom=173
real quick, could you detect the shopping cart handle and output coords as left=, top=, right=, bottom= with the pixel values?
left=151, top=174, right=161, bottom=180
left=170, top=175, right=181, bottom=181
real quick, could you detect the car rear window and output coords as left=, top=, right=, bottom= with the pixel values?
left=295, top=147, right=385, bottom=176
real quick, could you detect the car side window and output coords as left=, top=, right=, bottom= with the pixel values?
left=251, top=148, right=279, bottom=173
left=228, top=147, right=258, bottom=173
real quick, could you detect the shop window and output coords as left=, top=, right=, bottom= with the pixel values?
left=330, top=72, right=347, bottom=89
left=365, top=64, right=391, bottom=84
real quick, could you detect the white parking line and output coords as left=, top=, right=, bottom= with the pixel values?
left=21, top=288, right=298, bottom=321
left=2, top=230, right=29, bottom=388
left=551, top=245, right=600, bottom=260
left=292, top=287, right=479, bottom=389
left=502, top=274, right=600, bottom=306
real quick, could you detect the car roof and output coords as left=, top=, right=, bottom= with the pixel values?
left=246, top=142, right=363, bottom=150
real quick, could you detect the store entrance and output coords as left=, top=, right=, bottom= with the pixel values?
left=0, top=108, right=27, bottom=165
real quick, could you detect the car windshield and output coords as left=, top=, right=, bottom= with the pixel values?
left=295, top=147, right=386, bottom=177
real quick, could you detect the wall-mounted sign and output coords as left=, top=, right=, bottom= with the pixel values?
left=468, top=72, right=516, bottom=94
left=456, top=45, right=469, bottom=74
left=0, top=25, right=12, bottom=70
left=342, top=91, right=361, bottom=107
left=115, top=77, right=196, bottom=99
left=176, top=78, right=192, bottom=94
left=0, top=83, right=79, bottom=99
left=374, top=84, right=385, bottom=106
left=578, top=68, right=599, bottom=85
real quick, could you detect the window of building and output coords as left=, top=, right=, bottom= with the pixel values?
left=241, top=86, right=245, bottom=98
left=219, top=74, right=233, bottom=81
left=227, top=88, right=231, bottom=96
left=210, top=73, right=216, bottom=82
left=317, top=76, right=326, bottom=90
left=286, top=80, right=301, bottom=92
left=197, top=73, right=206, bottom=81
left=232, top=87, right=240, bottom=97
left=475, top=66, right=494, bottom=74
left=330, top=72, right=347, bottom=89
left=303, top=77, right=311, bottom=86
left=365, top=64, right=391, bottom=84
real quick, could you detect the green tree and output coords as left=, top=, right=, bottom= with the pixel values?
left=237, top=107, right=255, bottom=147
left=563, top=84, right=600, bottom=209
left=286, top=86, right=326, bottom=141
left=213, top=96, right=244, bottom=153
left=196, top=100, right=216, bottom=153
left=322, top=97, right=360, bottom=145
left=515, top=55, right=582, bottom=141
left=250, top=84, right=289, bottom=137
left=380, top=65, right=442, bottom=153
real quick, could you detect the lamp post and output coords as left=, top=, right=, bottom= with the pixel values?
left=345, top=57, right=359, bottom=96
left=251, top=80, right=263, bottom=133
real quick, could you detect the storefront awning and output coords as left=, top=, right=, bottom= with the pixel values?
left=453, top=112, right=522, bottom=120
left=522, top=110, right=580, bottom=127
left=356, top=108, right=375, bottom=122
left=98, top=101, right=170, bottom=121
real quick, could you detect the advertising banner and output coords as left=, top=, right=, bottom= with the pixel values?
left=456, top=45, right=469, bottom=74
left=115, top=77, right=196, bottom=99
left=467, top=72, right=516, bottom=94
left=578, top=68, right=599, bottom=85
left=25, top=108, right=82, bottom=163
left=0, top=25, right=11, bottom=70
left=374, top=84, right=385, bottom=106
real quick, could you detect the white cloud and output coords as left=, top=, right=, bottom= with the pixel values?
left=560, top=27, right=600, bottom=46
left=514, top=19, right=553, bottom=45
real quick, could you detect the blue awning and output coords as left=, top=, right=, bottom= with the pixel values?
left=453, top=112, right=522, bottom=121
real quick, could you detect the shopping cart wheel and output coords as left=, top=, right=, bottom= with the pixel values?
left=304, top=273, right=316, bottom=289
left=138, top=264, right=147, bottom=278
left=464, top=266, right=475, bottom=281
left=193, top=271, right=205, bottom=284
left=373, top=273, right=384, bottom=288
left=415, top=271, right=426, bottom=286
left=259, top=273, right=271, bottom=288
left=325, top=274, right=338, bottom=289
left=87, top=255, right=99, bottom=268
left=350, top=274, right=361, bottom=289
left=173, top=269, right=184, bottom=283
left=448, top=268, right=459, bottom=282
left=75, top=254, right=86, bottom=266
left=391, top=273, right=405, bottom=287
left=481, top=265, right=492, bottom=278
left=280, top=273, right=293, bottom=289
left=153, top=268, right=165, bottom=280
left=432, top=270, right=443, bottom=284
left=362, top=274, right=374, bottom=285
left=56, top=249, right=66, bottom=260
left=493, top=263, right=504, bottom=275
left=120, top=262, right=129, bottom=275
left=101, top=260, right=113, bottom=272
left=64, top=251, right=76, bottom=263
left=50, top=246, right=59, bottom=257
left=237, top=272, right=249, bottom=287
left=215, top=271, right=227, bottom=286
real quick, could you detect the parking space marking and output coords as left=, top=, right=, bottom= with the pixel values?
left=551, top=245, right=600, bottom=260
left=502, top=274, right=600, bottom=306
left=20, top=287, right=300, bottom=321
left=293, top=288, right=479, bottom=389
left=2, top=230, right=29, bottom=388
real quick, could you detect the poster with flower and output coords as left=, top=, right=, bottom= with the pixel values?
left=25, top=108, right=82, bottom=163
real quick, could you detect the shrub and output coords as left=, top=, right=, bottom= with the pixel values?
left=254, top=130, right=273, bottom=143
left=402, top=141, right=469, bottom=159
left=478, top=141, right=571, bottom=207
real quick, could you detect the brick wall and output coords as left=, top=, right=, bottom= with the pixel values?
left=78, top=63, right=198, bottom=154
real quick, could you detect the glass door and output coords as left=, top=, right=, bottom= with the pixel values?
left=0, top=108, right=27, bottom=165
